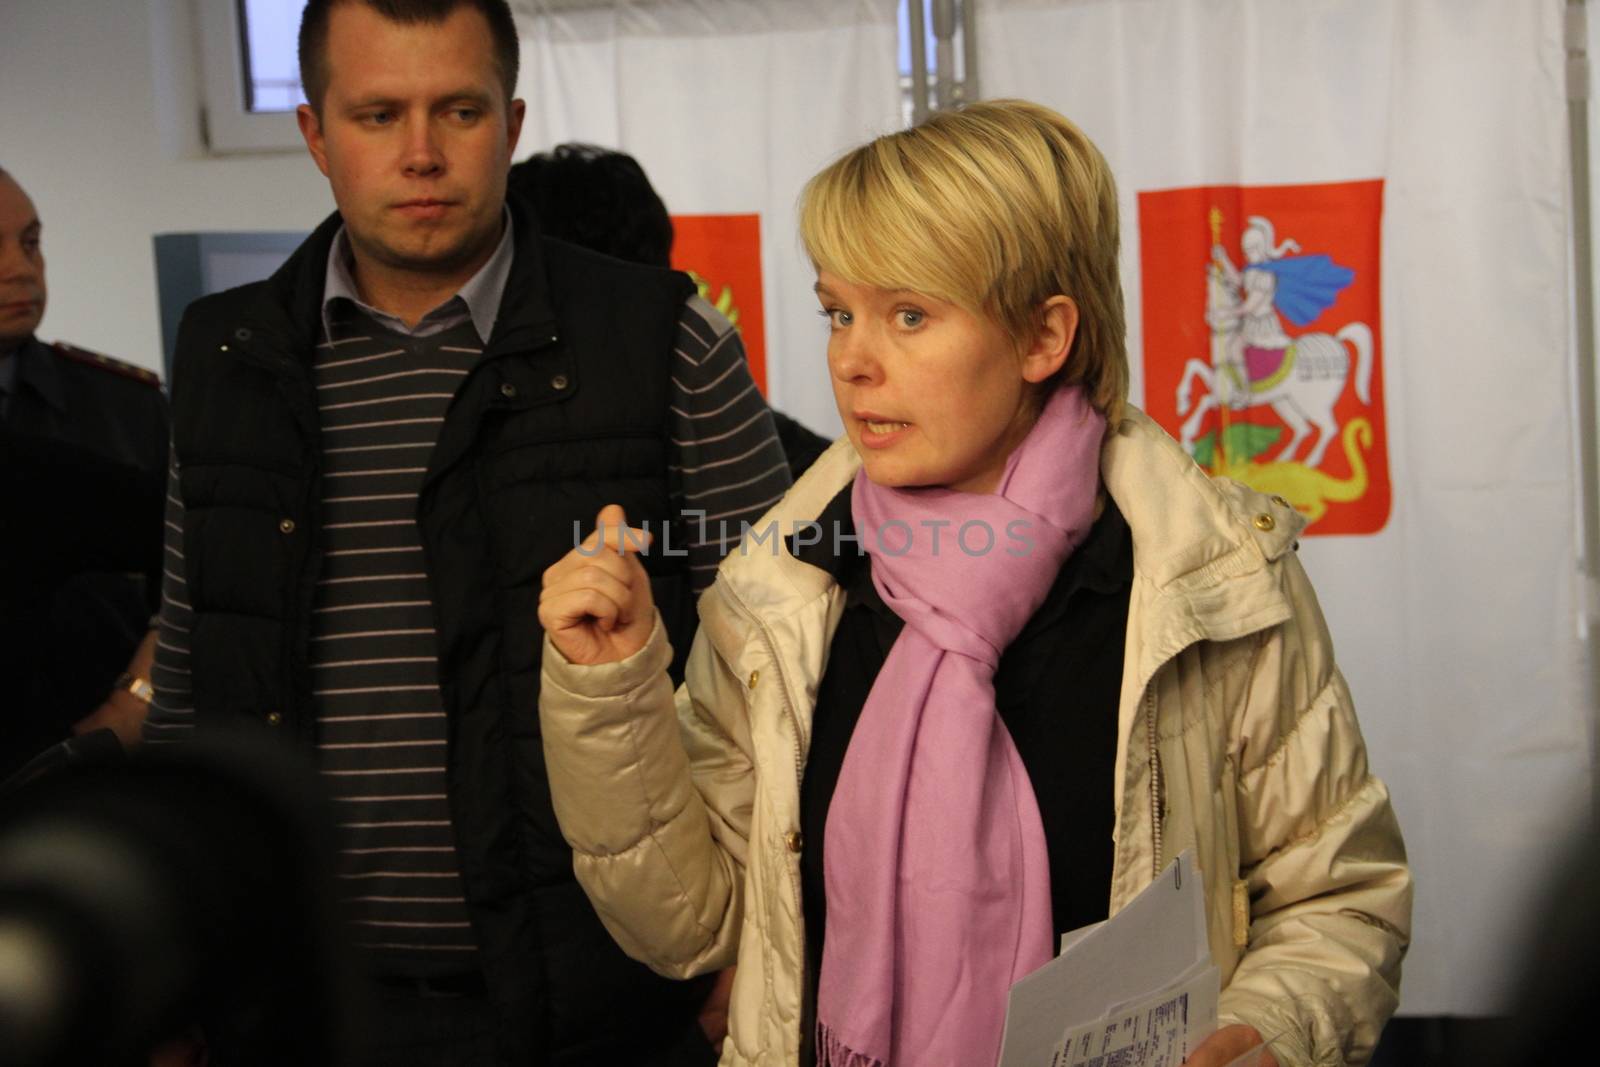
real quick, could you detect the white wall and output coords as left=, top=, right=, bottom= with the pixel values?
left=0, top=0, right=333, bottom=377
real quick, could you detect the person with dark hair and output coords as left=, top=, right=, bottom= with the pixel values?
left=509, top=143, right=834, bottom=479
left=138, top=1, right=790, bottom=1064
left=0, top=164, right=168, bottom=781
left=509, top=144, right=676, bottom=268
left=297, top=0, right=522, bottom=123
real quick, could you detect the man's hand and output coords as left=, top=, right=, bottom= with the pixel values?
left=73, top=628, right=158, bottom=749
left=698, top=966, right=736, bottom=1048
left=1183, top=1024, right=1278, bottom=1067
left=538, top=505, right=657, bottom=666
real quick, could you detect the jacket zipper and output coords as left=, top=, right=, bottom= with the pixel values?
left=753, top=621, right=807, bottom=900
left=1145, top=687, right=1163, bottom=879
left=737, top=608, right=809, bottom=1060
left=721, top=589, right=809, bottom=925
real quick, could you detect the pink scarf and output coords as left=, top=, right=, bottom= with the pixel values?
left=817, top=385, right=1106, bottom=1067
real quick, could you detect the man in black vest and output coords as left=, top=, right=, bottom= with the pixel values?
left=142, top=2, right=791, bottom=1064
left=0, top=164, right=168, bottom=782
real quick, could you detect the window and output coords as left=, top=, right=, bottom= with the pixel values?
left=240, top=0, right=308, bottom=113
left=196, top=0, right=306, bottom=153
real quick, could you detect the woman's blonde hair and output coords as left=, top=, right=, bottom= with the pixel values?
left=799, top=99, right=1127, bottom=423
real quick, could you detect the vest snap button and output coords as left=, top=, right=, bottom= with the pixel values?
left=551, top=373, right=569, bottom=391
left=747, top=670, right=759, bottom=689
left=265, top=711, right=283, bottom=727
left=785, top=831, right=803, bottom=853
left=234, top=327, right=252, bottom=341
left=279, top=518, right=296, bottom=534
left=1253, top=513, right=1275, bottom=532
left=500, top=382, right=518, bottom=399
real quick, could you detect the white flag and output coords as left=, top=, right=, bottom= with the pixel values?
left=982, top=0, right=1588, bottom=1017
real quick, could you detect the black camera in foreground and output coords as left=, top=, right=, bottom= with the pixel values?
left=0, top=734, right=355, bottom=1067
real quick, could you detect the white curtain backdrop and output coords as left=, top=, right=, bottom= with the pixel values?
left=981, top=0, right=1590, bottom=1016
left=511, top=0, right=902, bottom=435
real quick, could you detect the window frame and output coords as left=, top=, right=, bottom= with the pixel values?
left=196, top=0, right=305, bottom=154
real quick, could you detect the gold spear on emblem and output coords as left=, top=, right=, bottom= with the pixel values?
left=1208, top=206, right=1231, bottom=472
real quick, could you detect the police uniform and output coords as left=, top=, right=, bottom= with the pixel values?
left=0, top=336, right=168, bottom=778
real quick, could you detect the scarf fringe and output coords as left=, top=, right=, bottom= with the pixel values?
left=816, top=1022, right=886, bottom=1067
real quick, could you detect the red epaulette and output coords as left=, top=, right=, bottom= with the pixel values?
left=51, top=341, right=162, bottom=387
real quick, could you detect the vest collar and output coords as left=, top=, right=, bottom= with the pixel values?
left=256, top=193, right=562, bottom=361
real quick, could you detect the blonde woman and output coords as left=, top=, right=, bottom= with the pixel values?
left=536, top=100, right=1410, bottom=1067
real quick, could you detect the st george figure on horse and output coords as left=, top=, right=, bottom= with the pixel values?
left=1177, top=213, right=1372, bottom=470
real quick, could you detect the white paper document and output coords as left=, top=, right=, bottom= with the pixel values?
left=998, top=851, right=1218, bottom=1067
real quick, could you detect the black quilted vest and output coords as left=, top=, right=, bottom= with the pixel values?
left=169, top=202, right=710, bottom=1063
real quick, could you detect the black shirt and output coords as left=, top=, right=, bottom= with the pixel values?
left=792, top=484, right=1132, bottom=1000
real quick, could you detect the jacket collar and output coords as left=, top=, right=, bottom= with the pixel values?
left=1101, top=409, right=1302, bottom=690
left=1103, top=409, right=1301, bottom=589
left=485, top=193, right=560, bottom=354
left=254, top=192, right=560, bottom=361
left=711, top=436, right=861, bottom=620
left=12, top=336, right=69, bottom=414
left=689, top=437, right=859, bottom=676
left=706, top=408, right=1304, bottom=661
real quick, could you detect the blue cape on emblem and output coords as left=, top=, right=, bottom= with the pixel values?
left=1252, top=254, right=1355, bottom=326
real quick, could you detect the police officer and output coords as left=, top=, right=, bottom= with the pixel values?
left=0, top=163, right=168, bottom=779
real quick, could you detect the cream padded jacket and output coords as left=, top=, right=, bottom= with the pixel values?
left=539, top=410, right=1412, bottom=1067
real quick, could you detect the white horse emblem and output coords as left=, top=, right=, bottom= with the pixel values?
left=1177, top=213, right=1373, bottom=470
